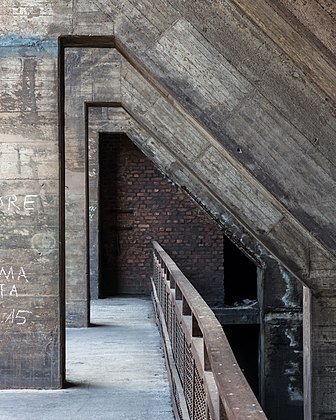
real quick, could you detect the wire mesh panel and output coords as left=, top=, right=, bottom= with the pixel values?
left=153, top=254, right=159, bottom=289
left=172, top=376, right=184, bottom=420
left=184, top=343, right=194, bottom=417
left=161, top=273, right=166, bottom=309
left=176, top=320, right=185, bottom=381
left=194, top=366, right=207, bottom=420
left=167, top=295, right=173, bottom=341
left=164, top=291, right=169, bottom=324
left=172, top=310, right=177, bottom=361
left=157, top=266, right=162, bottom=301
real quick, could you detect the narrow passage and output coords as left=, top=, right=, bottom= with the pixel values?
left=0, top=297, right=174, bottom=420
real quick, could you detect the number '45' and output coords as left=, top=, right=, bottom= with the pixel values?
left=2, top=309, right=32, bottom=325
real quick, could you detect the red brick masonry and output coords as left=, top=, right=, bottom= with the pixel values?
left=100, top=134, right=224, bottom=306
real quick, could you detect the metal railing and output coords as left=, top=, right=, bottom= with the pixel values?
left=151, top=241, right=267, bottom=420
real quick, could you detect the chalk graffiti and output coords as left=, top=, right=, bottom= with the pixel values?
left=0, top=284, right=18, bottom=298
left=0, top=266, right=28, bottom=282
left=0, top=267, right=32, bottom=326
left=31, top=233, right=56, bottom=255
left=0, top=266, right=28, bottom=299
left=0, top=194, right=39, bottom=213
left=1, top=309, right=32, bottom=325
left=89, top=205, right=97, bottom=221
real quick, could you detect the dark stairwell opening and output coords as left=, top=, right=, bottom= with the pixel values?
left=214, top=235, right=260, bottom=399
left=223, top=235, right=258, bottom=306
left=223, top=324, right=260, bottom=398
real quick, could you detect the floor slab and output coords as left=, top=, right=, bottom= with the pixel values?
left=0, top=297, right=174, bottom=420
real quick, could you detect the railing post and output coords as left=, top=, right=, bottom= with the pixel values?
left=183, top=297, right=191, bottom=316
left=176, top=284, right=182, bottom=300
left=192, top=314, right=202, bottom=338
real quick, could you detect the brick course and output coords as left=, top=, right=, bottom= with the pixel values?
left=99, top=133, right=224, bottom=306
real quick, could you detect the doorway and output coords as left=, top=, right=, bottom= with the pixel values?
left=95, top=132, right=225, bottom=304
left=98, top=133, right=136, bottom=297
left=221, top=236, right=260, bottom=398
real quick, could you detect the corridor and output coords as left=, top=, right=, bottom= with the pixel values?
left=0, top=298, right=174, bottom=420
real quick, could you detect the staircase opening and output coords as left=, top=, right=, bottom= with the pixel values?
left=219, top=236, right=260, bottom=399
left=224, top=235, right=258, bottom=306
left=95, top=131, right=265, bottom=402
left=223, top=324, right=260, bottom=398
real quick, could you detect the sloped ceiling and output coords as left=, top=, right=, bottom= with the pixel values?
left=1, top=0, right=335, bottom=288
left=86, top=0, right=336, bottom=288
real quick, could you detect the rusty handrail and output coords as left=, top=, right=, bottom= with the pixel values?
left=152, top=241, right=267, bottom=420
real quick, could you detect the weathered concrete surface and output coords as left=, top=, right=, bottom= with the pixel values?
left=65, top=39, right=336, bottom=298
left=85, top=8, right=336, bottom=414
left=0, top=36, right=61, bottom=388
left=0, top=297, right=174, bottom=420
left=276, top=0, right=335, bottom=56
left=0, top=0, right=335, bottom=417
left=70, top=47, right=321, bottom=309
left=1, top=0, right=335, bottom=269
left=261, top=261, right=303, bottom=419
left=65, top=48, right=121, bottom=327
left=111, top=0, right=336, bottom=262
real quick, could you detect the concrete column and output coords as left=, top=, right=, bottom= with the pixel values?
left=303, top=286, right=312, bottom=420
left=261, top=259, right=303, bottom=419
left=305, top=288, right=336, bottom=418
left=0, top=38, right=63, bottom=389
left=64, top=47, right=121, bottom=327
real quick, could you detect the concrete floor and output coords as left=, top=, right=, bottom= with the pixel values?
left=0, top=297, right=174, bottom=420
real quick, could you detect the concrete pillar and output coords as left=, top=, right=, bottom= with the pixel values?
left=303, top=286, right=312, bottom=420
left=304, top=288, right=336, bottom=419
left=64, top=47, right=121, bottom=327
left=261, top=259, right=303, bottom=419
left=0, top=38, right=63, bottom=389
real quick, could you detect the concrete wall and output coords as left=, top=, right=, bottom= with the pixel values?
left=0, top=1, right=335, bottom=417
left=0, top=36, right=61, bottom=387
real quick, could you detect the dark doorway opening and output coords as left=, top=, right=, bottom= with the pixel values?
left=220, top=237, right=260, bottom=400
left=99, top=133, right=135, bottom=297
left=223, top=324, right=260, bottom=398
left=224, top=236, right=258, bottom=305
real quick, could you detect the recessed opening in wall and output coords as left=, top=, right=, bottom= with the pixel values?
left=224, top=236, right=258, bottom=305
left=223, top=324, right=260, bottom=398
left=98, top=133, right=135, bottom=298
left=96, top=132, right=225, bottom=303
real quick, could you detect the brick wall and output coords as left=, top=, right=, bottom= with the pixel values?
left=99, top=133, right=224, bottom=306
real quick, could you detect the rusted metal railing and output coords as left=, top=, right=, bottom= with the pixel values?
left=151, top=241, right=267, bottom=420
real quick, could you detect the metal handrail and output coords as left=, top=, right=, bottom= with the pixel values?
left=152, top=241, right=267, bottom=420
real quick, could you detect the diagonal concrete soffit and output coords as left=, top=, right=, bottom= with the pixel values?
left=63, top=40, right=336, bottom=292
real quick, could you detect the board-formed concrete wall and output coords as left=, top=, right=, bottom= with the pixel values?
left=0, top=1, right=335, bottom=417
left=0, top=36, right=61, bottom=388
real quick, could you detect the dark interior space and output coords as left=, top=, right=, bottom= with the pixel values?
left=98, top=133, right=225, bottom=303
left=223, top=324, right=260, bottom=398
left=99, top=134, right=127, bottom=297
left=224, top=236, right=258, bottom=305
